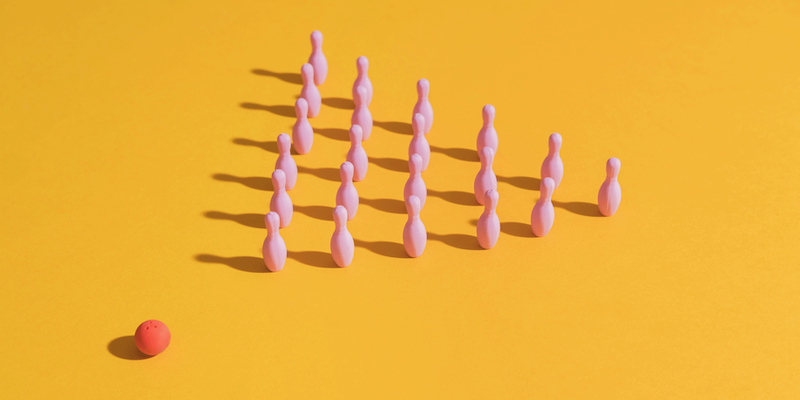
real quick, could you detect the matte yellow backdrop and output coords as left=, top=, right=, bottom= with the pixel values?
left=1, top=0, right=798, bottom=398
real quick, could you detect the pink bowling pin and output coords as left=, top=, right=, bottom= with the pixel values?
left=292, top=98, right=314, bottom=154
left=330, top=205, right=355, bottom=267
left=598, top=157, right=622, bottom=216
left=262, top=211, right=287, bottom=272
left=476, top=104, right=498, bottom=153
left=531, top=177, right=555, bottom=237
left=269, top=169, right=293, bottom=228
left=474, top=147, right=498, bottom=205
left=308, top=30, right=328, bottom=86
left=403, top=153, right=427, bottom=210
left=300, top=63, right=321, bottom=118
left=351, top=86, right=373, bottom=140
left=477, top=189, right=500, bottom=249
left=275, top=133, right=298, bottom=190
left=408, top=113, right=430, bottom=171
left=335, top=161, right=359, bottom=220
left=403, top=195, right=427, bottom=258
left=347, top=124, right=368, bottom=182
left=352, top=56, right=373, bottom=106
left=412, top=79, right=433, bottom=134
left=540, top=133, right=563, bottom=189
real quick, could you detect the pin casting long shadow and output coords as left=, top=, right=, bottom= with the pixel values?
left=108, top=336, right=151, bottom=360
left=370, top=157, right=408, bottom=173
left=428, top=189, right=479, bottom=206
left=322, top=97, right=354, bottom=110
left=430, top=146, right=479, bottom=162
left=240, top=102, right=295, bottom=118
left=497, top=175, right=540, bottom=191
left=212, top=173, right=273, bottom=191
left=315, top=128, right=349, bottom=142
left=288, top=250, right=338, bottom=268
left=354, top=239, right=409, bottom=258
left=294, top=205, right=334, bottom=221
left=233, top=138, right=278, bottom=154
left=251, top=69, right=302, bottom=84
left=373, top=121, right=412, bottom=135
left=205, top=211, right=264, bottom=228
left=195, top=254, right=268, bottom=273
left=468, top=218, right=534, bottom=238
left=361, top=198, right=406, bottom=214
left=553, top=201, right=602, bottom=217
left=298, top=166, right=340, bottom=182
left=428, top=232, right=482, bottom=250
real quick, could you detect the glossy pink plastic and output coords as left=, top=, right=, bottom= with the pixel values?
left=300, top=63, right=321, bottom=118
left=335, top=161, right=359, bottom=220
left=275, top=133, right=298, bottom=190
left=347, top=124, right=368, bottom=182
left=540, top=133, right=563, bottom=189
left=292, top=98, right=314, bottom=155
left=351, top=86, right=373, bottom=140
left=403, top=195, right=427, bottom=258
left=476, top=104, right=498, bottom=154
left=269, top=169, right=293, bottom=228
left=474, top=147, right=498, bottom=205
left=412, top=79, right=433, bottom=134
left=352, top=56, right=373, bottom=106
left=330, top=205, right=355, bottom=267
left=403, top=153, right=427, bottom=210
left=262, top=211, right=287, bottom=271
left=531, top=177, right=555, bottom=237
left=598, top=157, right=622, bottom=216
left=408, top=113, right=430, bottom=171
left=477, top=189, right=500, bottom=249
left=308, top=30, right=328, bottom=86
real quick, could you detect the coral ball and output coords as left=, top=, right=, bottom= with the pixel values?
left=134, top=320, right=171, bottom=356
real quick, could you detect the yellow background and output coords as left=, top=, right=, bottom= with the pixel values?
left=1, top=0, right=799, bottom=398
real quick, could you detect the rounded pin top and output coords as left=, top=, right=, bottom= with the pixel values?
left=480, top=146, right=495, bottom=167
left=606, top=157, right=621, bottom=178
left=357, top=56, right=369, bottom=73
left=349, top=124, right=363, bottom=143
left=332, top=205, right=348, bottom=227
left=540, top=177, right=555, bottom=198
left=265, top=211, right=281, bottom=232
left=310, top=30, right=323, bottom=48
left=272, top=169, right=286, bottom=190
left=482, top=104, right=495, bottom=124
left=340, top=161, right=354, bottom=182
left=301, top=63, right=314, bottom=83
left=412, top=113, right=425, bottom=135
left=406, top=195, right=421, bottom=216
left=416, top=78, right=430, bottom=98
left=484, top=189, right=499, bottom=210
left=295, top=97, right=308, bottom=117
left=277, top=133, right=291, bottom=153
left=354, top=85, right=367, bottom=106
left=549, top=132, right=563, bottom=152
left=409, top=153, right=423, bottom=174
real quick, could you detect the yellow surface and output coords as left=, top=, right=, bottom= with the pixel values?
left=1, top=0, right=799, bottom=398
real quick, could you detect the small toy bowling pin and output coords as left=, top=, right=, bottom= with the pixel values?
left=531, top=177, right=555, bottom=237
left=540, top=133, right=563, bottom=189
left=598, top=157, right=622, bottom=216
left=300, top=63, right=321, bottom=118
left=275, top=133, right=298, bottom=190
left=347, top=125, right=369, bottom=182
left=330, top=205, right=355, bottom=267
left=404, top=153, right=427, bottom=210
left=474, top=147, right=498, bottom=205
left=476, top=104, right=498, bottom=153
left=352, top=56, right=373, bottom=106
left=408, top=113, right=430, bottom=171
left=270, top=169, right=293, bottom=228
left=292, top=98, right=314, bottom=154
left=352, top=86, right=373, bottom=140
left=403, top=195, right=427, bottom=258
left=336, top=161, right=359, bottom=220
left=308, top=30, right=328, bottom=86
left=262, top=211, right=287, bottom=272
left=477, top=189, right=500, bottom=249
left=412, top=79, right=433, bottom=134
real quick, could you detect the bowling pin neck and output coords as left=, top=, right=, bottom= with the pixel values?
left=349, top=124, right=363, bottom=145
left=301, top=63, right=314, bottom=85
left=482, top=105, right=495, bottom=125
left=540, top=177, right=555, bottom=199
left=356, top=56, right=368, bottom=74
left=295, top=98, right=308, bottom=120
left=412, top=113, right=425, bottom=135
left=416, top=79, right=430, bottom=100
left=340, top=162, right=354, bottom=183
left=310, top=30, right=323, bottom=50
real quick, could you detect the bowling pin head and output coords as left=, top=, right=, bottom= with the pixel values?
left=354, top=85, right=367, bottom=107
left=606, top=157, right=621, bottom=179
left=412, top=113, right=425, bottom=136
left=301, top=63, right=315, bottom=84
left=272, top=169, right=286, bottom=191
left=416, top=78, right=430, bottom=100
left=295, top=98, right=309, bottom=119
left=277, top=133, right=291, bottom=155
left=333, top=205, right=348, bottom=228
left=479, top=147, right=495, bottom=169
left=340, top=161, right=354, bottom=183
left=482, top=104, right=495, bottom=125
left=356, top=56, right=369, bottom=74
left=409, top=153, right=423, bottom=175
left=540, top=177, right=555, bottom=199
left=265, top=211, right=281, bottom=233
left=548, top=133, right=562, bottom=154
left=484, top=189, right=499, bottom=211
left=310, top=30, right=323, bottom=50
left=406, top=195, right=421, bottom=217
left=349, top=124, right=363, bottom=145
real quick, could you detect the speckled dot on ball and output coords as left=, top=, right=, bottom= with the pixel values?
left=134, top=320, right=171, bottom=356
